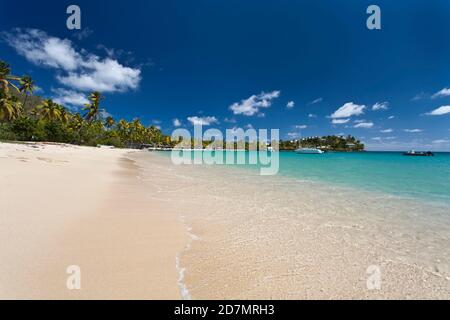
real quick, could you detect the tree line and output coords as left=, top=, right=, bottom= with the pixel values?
left=1, top=60, right=365, bottom=151
left=0, top=60, right=171, bottom=148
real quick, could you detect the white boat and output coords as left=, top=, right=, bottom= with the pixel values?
left=295, top=148, right=324, bottom=154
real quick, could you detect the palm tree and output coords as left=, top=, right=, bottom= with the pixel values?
left=70, top=113, right=84, bottom=130
left=0, top=61, right=25, bottom=122
left=148, top=125, right=157, bottom=139
left=130, top=118, right=145, bottom=143
left=83, top=91, right=102, bottom=122
left=104, top=116, right=115, bottom=129
left=0, top=94, right=22, bottom=121
left=117, top=119, right=129, bottom=131
left=19, top=75, right=35, bottom=108
left=36, top=99, right=62, bottom=121
left=148, top=125, right=162, bottom=144
left=57, top=104, right=70, bottom=124
left=116, top=119, right=129, bottom=140
left=164, top=135, right=172, bottom=147
left=0, top=61, right=20, bottom=94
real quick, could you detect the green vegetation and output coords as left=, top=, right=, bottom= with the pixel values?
left=1, top=60, right=365, bottom=152
left=0, top=60, right=172, bottom=148
left=280, top=135, right=365, bottom=151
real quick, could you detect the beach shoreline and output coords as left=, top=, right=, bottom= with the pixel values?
left=1, top=142, right=449, bottom=299
left=131, top=151, right=450, bottom=299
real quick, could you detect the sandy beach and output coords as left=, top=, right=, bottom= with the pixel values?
left=1, top=142, right=449, bottom=299
left=0, top=142, right=187, bottom=299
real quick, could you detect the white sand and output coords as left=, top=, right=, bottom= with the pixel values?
left=0, top=142, right=187, bottom=299
left=1, top=142, right=448, bottom=299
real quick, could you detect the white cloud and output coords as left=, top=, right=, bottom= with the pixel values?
left=224, top=117, right=237, bottom=123
left=308, top=113, right=317, bottom=118
left=286, top=101, right=295, bottom=109
left=57, top=58, right=141, bottom=93
left=432, top=139, right=450, bottom=144
left=380, top=129, right=393, bottom=133
left=98, top=109, right=112, bottom=120
left=33, top=86, right=44, bottom=94
left=332, top=118, right=350, bottom=124
left=309, top=97, right=323, bottom=105
left=245, top=123, right=254, bottom=129
left=72, top=27, right=94, bottom=41
left=330, top=102, right=366, bottom=119
left=52, top=88, right=89, bottom=107
left=187, top=116, right=218, bottom=126
left=388, top=116, right=395, bottom=119
left=426, top=106, right=450, bottom=116
left=404, top=129, right=423, bottom=133
left=2, top=28, right=141, bottom=93
left=173, top=119, right=182, bottom=127
left=411, top=92, right=427, bottom=101
left=229, top=90, right=280, bottom=116
left=372, top=136, right=396, bottom=141
left=354, top=122, right=374, bottom=129
left=372, top=102, right=389, bottom=111
left=3, top=29, right=80, bottom=70
left=287, top=132, right=300, bottom=138
left=432, top=88, right=450, bottom=98
left=295, top=125, right=307, bottom=129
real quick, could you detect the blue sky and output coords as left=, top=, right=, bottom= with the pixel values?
left=1, top=0, right=450, bottom=150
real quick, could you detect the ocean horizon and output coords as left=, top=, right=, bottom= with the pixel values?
left=158, top=150, right=450, bottom=206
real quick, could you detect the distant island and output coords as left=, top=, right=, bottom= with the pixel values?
left=279, top=135, right=365, bottom=152
left=171, top=135, right=365, bottom=152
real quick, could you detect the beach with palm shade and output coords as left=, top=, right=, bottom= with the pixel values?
left=1, top=56, right=450, bottom=299
left=0, top=60, right=188, bottom=298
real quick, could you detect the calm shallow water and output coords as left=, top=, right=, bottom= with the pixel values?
left=278, top=151, right=450, bottom=205
left=160, top=151, right=450, bottom=206
left=136, top=152, right=450, bottom=298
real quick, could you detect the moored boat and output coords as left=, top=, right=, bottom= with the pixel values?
left=403, top=150, right=434, bottom=156
left=295, top=148, right=324, bottom=154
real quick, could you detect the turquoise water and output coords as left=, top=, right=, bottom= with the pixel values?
left=277, top=151, right=450, bottom=205
left=158, top=151, right=450, bottom=205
